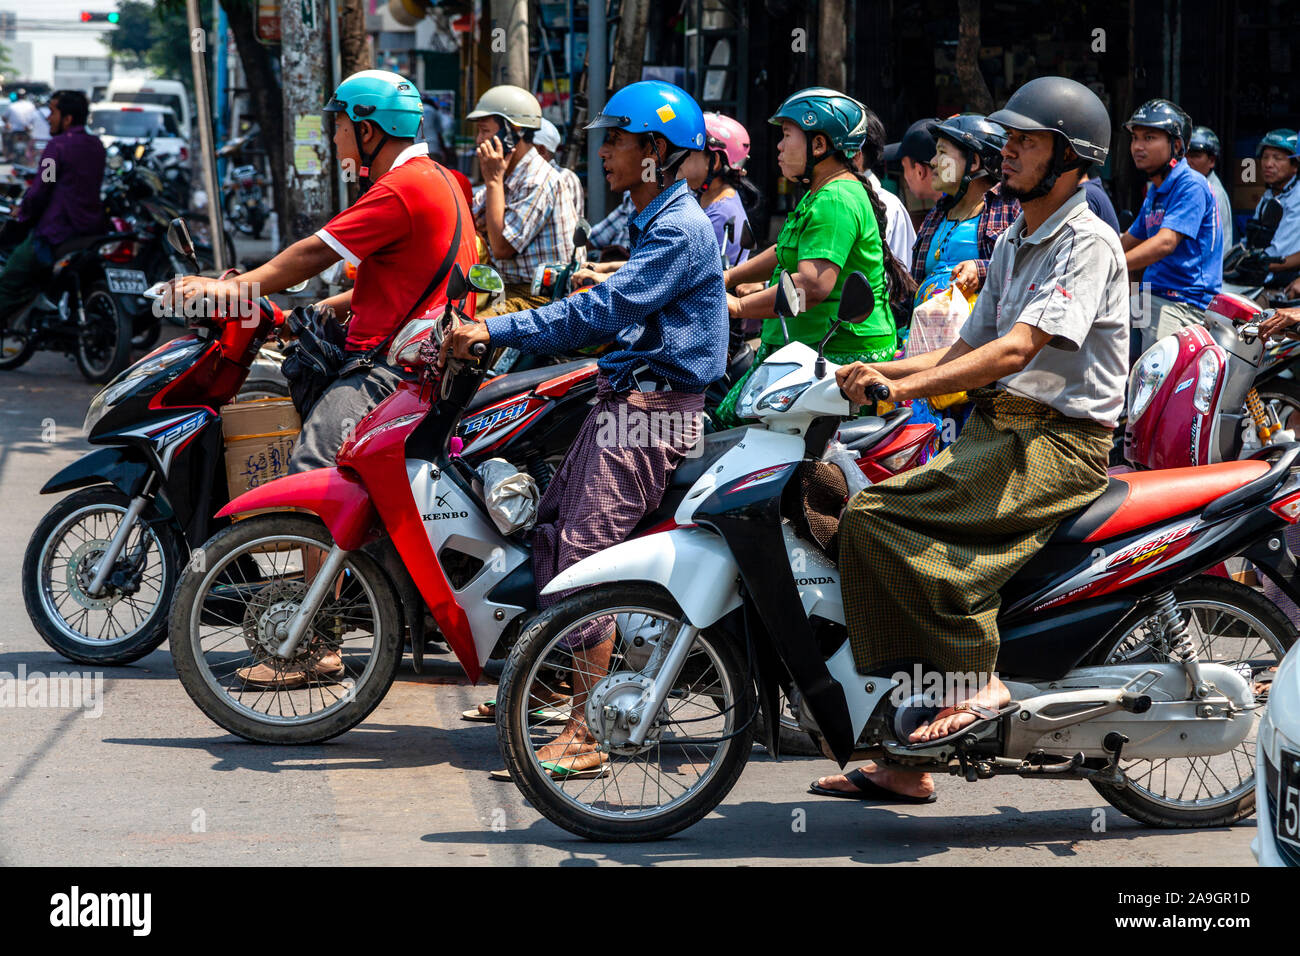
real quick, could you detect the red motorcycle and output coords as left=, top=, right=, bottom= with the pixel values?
left=167, top=263, right=937, bottom=744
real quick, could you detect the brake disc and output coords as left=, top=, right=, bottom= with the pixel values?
left=65, top=539, right=119, bottom=609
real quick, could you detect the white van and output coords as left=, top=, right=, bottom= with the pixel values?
left=104, top=78, right=192, bottom=142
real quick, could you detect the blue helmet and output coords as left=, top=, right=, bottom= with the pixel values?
left=324, top=69, right=423, bottom=138
left=586, top=80, right=707, bottom=152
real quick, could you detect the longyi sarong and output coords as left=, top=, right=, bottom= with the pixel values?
left=533, top=374, right=704, bottom=649
left=840, top=386, right=1112, bottom=676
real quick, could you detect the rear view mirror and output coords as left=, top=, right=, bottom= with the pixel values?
left=837, top=271, right=875, bottom=324
left=285, top=280, right=309, bottom=294
left=723, top=217, right=736, bottom=246
left=467, top=263, right=503, bottom=294
left=446, top=263, right=468, bottom=302
left=739, top=220, right=756, bottom=251
left=572, top=220, right=591, bottom=249
left=774, top=271, right=803, bottom=319
left=167, top=218, right=195, bottom=258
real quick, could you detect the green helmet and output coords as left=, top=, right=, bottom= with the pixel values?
left=1257, top=128, right=1299, bottom=160
left=324, top=69, right=423, bottom=138
left=769, top=87, right=868, bottom=184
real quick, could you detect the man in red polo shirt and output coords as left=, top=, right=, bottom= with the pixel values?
left=165, top=69, right=476, bottom=473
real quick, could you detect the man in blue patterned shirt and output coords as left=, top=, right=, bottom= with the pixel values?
left=442, top=82, right=726, bottom=773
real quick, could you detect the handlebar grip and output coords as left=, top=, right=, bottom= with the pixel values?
left=866, top=383, right=891, bottom=402
left=469, top=342, right=488, bottom=358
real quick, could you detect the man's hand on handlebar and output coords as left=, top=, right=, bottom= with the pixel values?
left=437, top=321, right=491, bottom=369
left=1258, top=307, right=1300, bottom=341
left=159, top=274, right=247, bottom=322
left=836, top=361, right=893, bottom=406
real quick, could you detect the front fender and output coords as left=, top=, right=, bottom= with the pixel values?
left=215, top=466, right=379, bottom=551
left=541, top=527, right=742, bottom=628
left=42, top=446, right=155, bottom=498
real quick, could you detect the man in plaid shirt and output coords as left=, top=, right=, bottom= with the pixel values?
left=468, top=85, right=578, bottom=315
left=588, top=191, right=637, bottom=259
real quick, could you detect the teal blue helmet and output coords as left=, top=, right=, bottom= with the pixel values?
left=768, top=87, right=868, bottom=183
left=324, top=69, right=423, bottom=138
left=1257, top=128, right=1299, bottom=160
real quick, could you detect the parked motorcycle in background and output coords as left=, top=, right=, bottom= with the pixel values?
left=217, top=123, right=270, bottom=240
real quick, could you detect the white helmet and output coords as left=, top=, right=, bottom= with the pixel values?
left=466, top=85, right=543, bottom=130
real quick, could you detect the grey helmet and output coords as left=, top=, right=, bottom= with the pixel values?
left=987, top=76, right=1111, bottom=199
left=1188, top=125, right=1221, bottom=157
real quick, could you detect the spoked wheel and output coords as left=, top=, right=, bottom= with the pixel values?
left=1088, top=576, right=1295, bottom=827
left=498, top=583, right=755, bottom=841
left=21, top=487, right=182, bottom=665
left=0, top=321, right=37, bottom=371
left=168, top=514, right=402, bottom=743
left=77, top=282, right=132, bottom=382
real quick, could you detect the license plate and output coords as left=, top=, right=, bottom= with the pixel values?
left=105, top=268, right=148, bottom=295
left=1277, top=747, right=1300, bottom=850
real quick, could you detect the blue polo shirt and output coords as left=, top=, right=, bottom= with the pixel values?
left=1127, top=159, right=1223, bottom=309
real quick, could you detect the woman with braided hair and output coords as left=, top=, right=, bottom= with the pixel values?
left=716, top=88, right=915, bottom=427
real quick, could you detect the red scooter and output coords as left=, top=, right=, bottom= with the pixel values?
left=167, top=263, right=937, bottom=744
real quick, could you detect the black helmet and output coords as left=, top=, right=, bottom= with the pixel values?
left=1188, top=125, right=1220, bottom=157
left=928, top=114, right=1006, bottom=207
left=987, top=76, right=1111, bottom=199
left=1124, top=98, right=1192, bottom=157
left=930, top=114, right=1007, bottom=175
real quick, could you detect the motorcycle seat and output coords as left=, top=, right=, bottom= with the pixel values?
left=51, top=233, right=116, bottom=258
left=669, top=427, right=747, bottom=490
left=465, top=358, right=597, bottom=414
left=1049, top=459, right=1272, bottom=544
left=836, top=407, right=912, bottom=452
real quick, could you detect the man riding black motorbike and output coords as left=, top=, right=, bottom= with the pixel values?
left=817, top=76, right=1129, bottom=803
left=0, top=90, right=104, bottom=330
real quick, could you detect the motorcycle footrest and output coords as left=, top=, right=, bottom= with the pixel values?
left=882, top=702, right=1020, bottom=759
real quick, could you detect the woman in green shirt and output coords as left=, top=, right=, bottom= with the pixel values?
left=716, top=87, right=915, bottom=427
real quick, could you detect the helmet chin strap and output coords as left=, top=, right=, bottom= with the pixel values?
left=357, top=120, right=390, bottom=194
left=695, top=151, right=721, bottom=198
left=1007, top=138, right=1072, bottom=201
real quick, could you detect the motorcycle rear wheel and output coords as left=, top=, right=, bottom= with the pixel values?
left=0, top=325, right=37, bottom=370
left=76, top=282, right=133, bottom=382
left=1087, top=576, right=1294, bottom=828
left=169, top=514, right=403, bottom=744
left=498, top=583, right=755, bottom=841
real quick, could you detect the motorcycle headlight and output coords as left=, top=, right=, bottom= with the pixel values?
left=756, top=380, right=812, bottom=413
left=737, top=362, right=800, bottom=420
left=1193, top=348, right=1223, bottom=414
left=83, top=341, right=204, bottom=433
left=1127, top=336, right=1179, bottom=422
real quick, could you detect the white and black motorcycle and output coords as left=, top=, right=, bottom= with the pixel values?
left=496, top=271, right=1298, bottom=841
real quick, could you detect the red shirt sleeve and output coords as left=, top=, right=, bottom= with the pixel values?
left=315, top=182, right=411, bottom=266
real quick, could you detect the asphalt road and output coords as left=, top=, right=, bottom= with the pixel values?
left=0, top=310, right=1263, bottom=869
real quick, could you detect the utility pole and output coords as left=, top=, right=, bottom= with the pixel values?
left=185, top=0, right=225, bottom=270
left=817, top=0, right=845, bottom=91
left=280, top=0, right=334, bottom=241
left=492, top=0, right=529, bottom=87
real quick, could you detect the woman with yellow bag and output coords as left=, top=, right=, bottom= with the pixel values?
left=905, top=114, right=1019, bottom=442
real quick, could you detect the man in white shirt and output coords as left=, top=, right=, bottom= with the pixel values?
left=1186, top=126, right=1234, bottom=256
left=861, top=110, right=916, bottom=269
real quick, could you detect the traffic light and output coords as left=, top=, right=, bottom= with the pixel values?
left=80, top=11, right=120, bottom=22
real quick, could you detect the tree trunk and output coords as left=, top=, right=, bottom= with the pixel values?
left=955, top=0, right=994, bottom=114
left=610, top=0, right=647, bottom=91
left=818, top=0, right=846, bottom=91
left=220, top=0, right=288, bottom=233
left=338, top=0, right=370, bottom=76
left=280, top=0, right=334, bottom=238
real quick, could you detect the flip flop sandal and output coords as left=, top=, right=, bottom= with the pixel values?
left=807, top=767, right=937, bottom=804
left=489, top=759, right=610, bottom=782
left=900, top=701, right=1019, bottom=749
left=461, top=699, right=569, bottom=724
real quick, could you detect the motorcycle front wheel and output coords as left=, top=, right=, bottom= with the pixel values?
left=22, top=487, right=182, bottom=665
left=0, top=323, right=37, bottom=371
left=498, top=583, right=755, bottom=841
left=169, top=514, right=402, bottom=744
left=1087, top=576, right=1295, bottom=827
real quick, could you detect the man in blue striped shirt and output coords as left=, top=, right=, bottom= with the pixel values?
left=442, top=83, right=726, bottom=769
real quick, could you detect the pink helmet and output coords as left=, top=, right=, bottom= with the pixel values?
left=703, top=112, right=751, bottom=170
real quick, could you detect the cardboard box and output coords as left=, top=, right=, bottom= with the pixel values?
left=220, top=398, right=301, bottom=499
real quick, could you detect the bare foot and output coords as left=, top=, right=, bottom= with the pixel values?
left=814, top=761, right=934, bottom=799
left=909, top=674, right=1013, bottom=743
left=537, top=720, right=602, bottom=768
